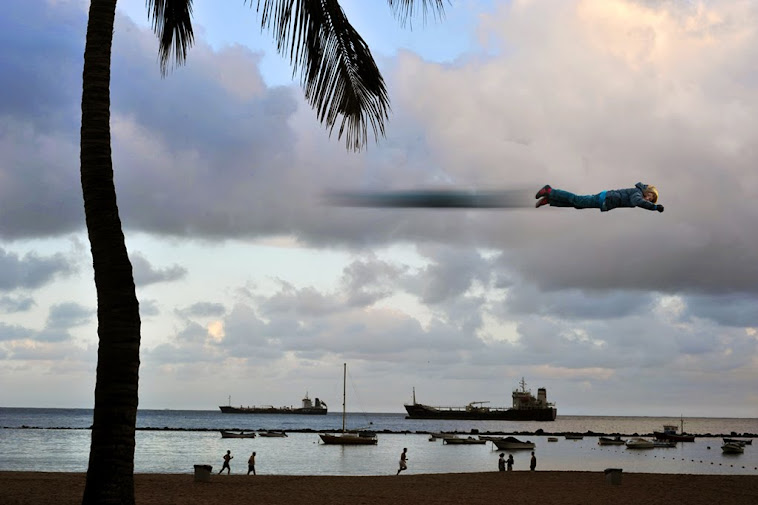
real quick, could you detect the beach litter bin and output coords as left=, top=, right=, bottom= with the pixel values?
left=194, top=464, right=212, bottom=482
left=604, top=468, right=622, bottom=485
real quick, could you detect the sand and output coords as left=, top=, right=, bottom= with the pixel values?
left=1, top=471, right=757, bottom=505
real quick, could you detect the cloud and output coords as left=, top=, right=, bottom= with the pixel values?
left=0, top=249, right=76, bottom=291
left=175, top=302, right=227, bottom=318
left=130, top=253, right=187, bottom=286
left=45, top=302, right=94, bottom=330
left=0, top=295, right=35, bottom=313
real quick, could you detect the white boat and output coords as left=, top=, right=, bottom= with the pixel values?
left=625, top=438, right=655, bottom=449
left=257, top=430, right=288, bottom=437
left=493, top=436, right=535, bottom=450
left=220, top=430, right=256, bottom=439
left=723, top=438, right=751, bottom=446
left=443, top=436, right=487, bottom=445
left=598, top=436, right=626, bottom=446
left=721, top=442, right=745, bottom=454
left=319, top=364, right=378, bottom=446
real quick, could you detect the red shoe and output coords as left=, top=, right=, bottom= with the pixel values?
left=535, top=197, right=549, bottom=208
left=535, top=185, right=552, bottom=199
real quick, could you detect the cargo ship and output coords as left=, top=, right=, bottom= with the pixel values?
left=219, top=393, right=327, bottom=415
left=403, top=378, right=557, bottom=421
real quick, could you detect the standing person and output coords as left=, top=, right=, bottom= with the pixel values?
left=247, top=451, right=256, bottom=475
left=498, top=453, right=506, bottom=472
left=507, top=454, right=514, bottom=472
left=530, top=451, right=537, bottom=471
left=535, top=183, right=663, bottom=212
left=397, top=448, right=408, bottom=475
left=219, top=450, right=233, bottom=475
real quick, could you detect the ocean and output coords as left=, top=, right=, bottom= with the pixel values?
left=0, top=408, right=756, bottom=476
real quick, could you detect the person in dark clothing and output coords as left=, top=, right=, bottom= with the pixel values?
left=507, top=454, right=514, bottom=471
left=247, top=451, right=256, bottom=475
left=219, top=450, right=233, bottom=474
left=535, top=183, right=663, bottom=212
left=498, top=453, right=506, bottom=472
left=397, top=448, right=408, bottom=475
left=530, top=451, right=537, bottom=471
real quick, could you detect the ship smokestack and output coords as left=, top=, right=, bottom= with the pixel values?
left=538, top=388, right=547, bottom=406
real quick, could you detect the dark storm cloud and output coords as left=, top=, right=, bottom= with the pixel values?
left=0, top=2, right=85, bottom=239
left=0, top=2, right=83, bottom=133
left=0, top=249, right=75, bottom=291
left=130, top=253, right=187, bottom=287
left=0, top=295, right=35, bottom=313
left=175, top=302, right=227, bottom=318
left=503, top=284, right=655, bottom=320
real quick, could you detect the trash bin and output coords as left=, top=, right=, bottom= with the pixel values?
left=604, top=468, right=622, bottom=485
left=194, top=464, right=212, bottom=482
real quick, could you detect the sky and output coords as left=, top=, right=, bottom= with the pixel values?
left=1, top=0, right=757, bottom=417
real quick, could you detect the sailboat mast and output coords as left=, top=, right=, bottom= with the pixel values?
left=342, top=363, right=347, bottom=433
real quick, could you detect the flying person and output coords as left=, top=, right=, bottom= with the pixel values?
left=535, top=183, right=663, bottom=212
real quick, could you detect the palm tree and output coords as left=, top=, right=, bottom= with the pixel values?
left=80, top=1, right=446, bottom=504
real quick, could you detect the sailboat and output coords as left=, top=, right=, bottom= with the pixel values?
left=319, top=363, right=378, bottom=445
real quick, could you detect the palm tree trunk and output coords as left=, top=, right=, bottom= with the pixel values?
left=81, top=1, right=142, bottom=504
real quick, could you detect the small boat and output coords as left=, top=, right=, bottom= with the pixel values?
left=257, top=430, right=288, bottom=437
left=220, top=430, right=256, bottom=439
left=443, top=436, right=487, bottom=445
left=319, top=364, right=378, bottom=445
left=723, top=438, right=751, bottom=446
left=478, top=435, right=505, bottom=442
left=721, top=442, right=745, bottom=454
left=652, top=440, right=677, bottom=448
left=598, top=436, right=626, bottom=446
left=547, top=437, right=559, bottom=442
left=493, top=436, right=535, bottom=450
left=625, top=437, right=655, bottom=449
left=565, top=434, right=584, bottom=440
left=654, top=418, right=695, bottom=442
left=429, top=432, right=457, bottom=440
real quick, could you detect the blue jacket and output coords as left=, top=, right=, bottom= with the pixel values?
left=602, top=182, right=658, bottom=212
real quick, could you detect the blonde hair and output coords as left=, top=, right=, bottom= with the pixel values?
left=644, top=185, right=658, bottom=203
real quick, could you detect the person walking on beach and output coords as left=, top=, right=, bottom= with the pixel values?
left=219, top=450, right=233, bottom=474
left=507, top=454, right=514, bottom=472
left=530, top=451, right=537, bottom=471
left=397, top=448, right=408, bottom=475
left=498, top=453, right=506, bottom=472
left=247, top=451, right=256, bottom=475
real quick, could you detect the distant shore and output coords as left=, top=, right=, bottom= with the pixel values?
left=2, top=471, right=757, bottom=505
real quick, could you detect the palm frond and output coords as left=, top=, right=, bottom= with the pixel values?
left=147, top=0, right=195, bottom=75
left=255, top=0, right=390, bottom=151
left=387, top=0, right=447, bottom=28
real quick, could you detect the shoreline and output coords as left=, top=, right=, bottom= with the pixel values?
left=4, top=425, right=757, bottom=439
left=2, top=471, right=757, bottom=505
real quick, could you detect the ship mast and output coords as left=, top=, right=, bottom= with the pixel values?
left=342, top=363, right=347, bottom=434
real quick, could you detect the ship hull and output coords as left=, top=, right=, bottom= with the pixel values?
left=219, top=406, right=327, bottom=415
left=404, top=403, right=557, bottom=421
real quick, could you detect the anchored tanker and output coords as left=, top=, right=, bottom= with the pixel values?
left=219, top=393, right=327, bottom=415
left=404, top=378, right=557, bottom=421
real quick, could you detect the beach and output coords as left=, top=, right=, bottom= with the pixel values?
left=2, top=471, right=757, bottom=505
